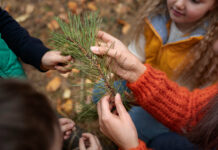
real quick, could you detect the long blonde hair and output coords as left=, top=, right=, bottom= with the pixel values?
left=131, top=0, right=218, bottom=89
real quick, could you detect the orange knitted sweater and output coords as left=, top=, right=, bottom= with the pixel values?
left=124, top=64, right=218, bottom=150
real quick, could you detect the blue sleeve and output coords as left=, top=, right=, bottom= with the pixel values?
left=0, top=8, right=49, bottom=71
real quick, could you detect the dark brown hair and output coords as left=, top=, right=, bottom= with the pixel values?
left=0, top=79, right=60, bottom=150
left=187, top=94, right=218, bottom=150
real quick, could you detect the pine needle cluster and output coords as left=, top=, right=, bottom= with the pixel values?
left=50, top=12, right=133, bottom=122
left=50, top=12, right=117, bottom=95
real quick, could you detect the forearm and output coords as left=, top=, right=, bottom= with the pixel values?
left=127, top=64, right=218, bottom=132
left=0, top=8, right=49, bottom=70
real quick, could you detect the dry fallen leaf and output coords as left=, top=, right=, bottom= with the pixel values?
left=122, top=23, right=131, bottom=34
left=85, top=79, right=92, bottom=84
left=4, top=5, right=11, bottom=12
left=60, top=72, right=70, bottom=78
left=87, top=2, right=97, bottom=11
left=62, top=88, right=71, bottom=99
left=72, top=68, right=80, bottom=73
left=117, top=19, right=131, bottom=35
left=46, top=76, right=61, bottom=92
left=61, top=99, right=73, bottom=114
left=68, top=1, right=78, bottom=13
left=57, top=99, right=66, bottom=116
left=115, top=3, right=129, bottom=15
left=47, top=20, right=60, bottom=30
left=15, top=14, right=30, bottom=23
left=59, top=13, right=69, bottom=22
left=26, top=4, right=35, bottom=14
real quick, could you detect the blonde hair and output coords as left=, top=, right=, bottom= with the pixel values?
left=131, top=0, right=218, bottom=89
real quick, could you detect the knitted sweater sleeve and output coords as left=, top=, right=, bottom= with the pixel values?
left=127, top=64, right=218, bottom=133
left=118, top=139, right=152, bottom=150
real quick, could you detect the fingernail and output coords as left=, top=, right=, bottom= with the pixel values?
left=90, top=46, right=99, bottom=53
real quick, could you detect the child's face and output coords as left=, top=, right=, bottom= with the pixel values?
left=167, top=0, right=215, bottom=24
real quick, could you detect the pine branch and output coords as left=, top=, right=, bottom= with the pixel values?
left=50, top=12, right=134, bottom=123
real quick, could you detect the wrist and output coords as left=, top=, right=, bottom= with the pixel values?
left=40, top=63, right=49, bottom=71
left=122, top=140, right=139, bottom=150
left=129, top=64, right=146, bottom=83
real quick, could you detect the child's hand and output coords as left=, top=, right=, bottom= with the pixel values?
left=41, top=51, right=73, bottom=73
left=59, top=118, right=76, bottom=140
left=79, top=133, right=102, bottom=150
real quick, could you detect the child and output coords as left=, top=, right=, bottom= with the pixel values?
left=96, top=0, right=218, bottom=143
left=0, top=79, right=102, bottom=150
left=0, top=8, right=72, bottom=78
left=0, top=33, right=26, bottom=78
left=129, top=0, right=218, bottom=89
left=90, top=32, right=218, bottom=149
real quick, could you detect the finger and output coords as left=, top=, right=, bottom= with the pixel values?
left=61, top=123, right=75, bottom=132
left=63, top=63, right=73, bottom=69
left=90, top=46, right=118, bottom=59
left=79, top=138, right=86, bottom=150
left=65, top=130, right=72, bottom=136
left=100, top=95, right=112, bottom=117
left=54, top=52, right=72, bottom=64
left=59, top=118, right=74, bottom=125
left=97, top=31, right=117, bottom=43
left=55, top=65, right=72, bottom=73
left=82, top=133, right=97, bottom=146
left=94, top=135, right=101, bottom=146
left=114, top=93, right=128, bottom=117
left=97, top=99, right=102, bottom=119
left=64, top=135, right=70, bottom=140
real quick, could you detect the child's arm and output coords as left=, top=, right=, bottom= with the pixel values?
left=0, top=8, right=72, bottom=73
left=0, top=8, right=49, bottom=70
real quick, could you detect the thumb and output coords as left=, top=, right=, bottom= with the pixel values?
left=90, top=46, right=118, bottom=59
left=79, top=138, right=86, bottom=150
left=114, top=93, right=128, bottom=117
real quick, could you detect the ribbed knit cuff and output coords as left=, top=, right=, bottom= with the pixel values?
left=118, top=139, right=150, bottom=150
left=126, top=64, right=166, bottom=102
left=128, top=139, right=150, bottom=150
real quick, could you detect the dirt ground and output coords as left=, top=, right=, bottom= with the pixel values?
left=2, top=0, right=144, bottom=149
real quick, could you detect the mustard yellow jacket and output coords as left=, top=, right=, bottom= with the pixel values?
left=144, top=15, right=205, bottom=80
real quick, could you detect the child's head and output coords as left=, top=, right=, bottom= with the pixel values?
left=167, top=0, right=216, bottom=29
left=0, top=80, right=62, bottom=150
